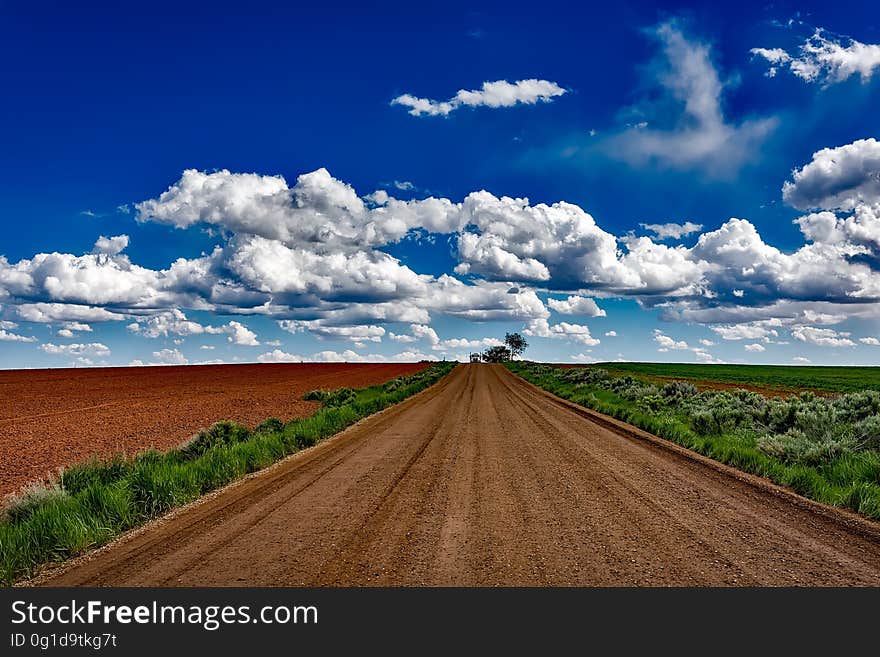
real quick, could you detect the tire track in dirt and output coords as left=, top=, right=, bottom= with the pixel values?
left=311, top=373, right=470, bottom=584
left=35, top=364, right=880, bottom=586
left=491, top=369, right=768, bottom=584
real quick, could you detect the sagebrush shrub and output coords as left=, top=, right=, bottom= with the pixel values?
left=662, top=380, right=698, bottom=400
left=691, top=410, right=717, bottom=436
left=854, top=415, right=880, bottom=450
left=3, top=485, right=70, bottom=524
left=254, top=417, right=284, bottom=434
left=179, top=421, right=251, bottom=460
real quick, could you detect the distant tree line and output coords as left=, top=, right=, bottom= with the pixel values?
left=470, top=332, right=528, bottom=363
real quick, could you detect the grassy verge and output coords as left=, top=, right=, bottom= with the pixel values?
left=0, top=362, right=456, bottom=585
left=507, top=362, right=880, bottom=521
left=594, top=361, right=880, bottom=394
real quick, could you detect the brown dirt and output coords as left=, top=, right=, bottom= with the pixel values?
left=37, top=364, right=880, bottom=587
left=0, top=362, right=429, bottom=500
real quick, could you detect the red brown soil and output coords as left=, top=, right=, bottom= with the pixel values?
left=0, top=362, right=428, bottom=500
left=39, top=364, right=880, bottom=587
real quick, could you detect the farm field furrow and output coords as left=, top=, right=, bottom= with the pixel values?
left=0, top=362, right=429, bottom=500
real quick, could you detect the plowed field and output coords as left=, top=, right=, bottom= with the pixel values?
left=0, top=362, right=429, bottom=500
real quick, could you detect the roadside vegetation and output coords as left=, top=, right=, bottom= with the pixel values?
left=507, top=362, right=880, bottom=521
left=0, top=362, right=456, bottom=584
left=596, top=362, right=880, bottom=394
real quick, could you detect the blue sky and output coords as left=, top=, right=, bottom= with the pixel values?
left=2, top=0, right=880, bottom=368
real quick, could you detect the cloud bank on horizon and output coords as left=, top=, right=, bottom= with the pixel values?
left=4, top=135, right=880, bottom=366
left=2, top=7, right=880, bottom=368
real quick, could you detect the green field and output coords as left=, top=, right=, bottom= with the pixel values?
left=588, top=362, right=880, bottom=394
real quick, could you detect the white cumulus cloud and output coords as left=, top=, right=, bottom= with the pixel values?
left=128, top=310, right=259, bottom=345
left=92, top=234, right=130, bottom=255
left=0, top=329, right=36, bottom=342
left=791, top=326, right=856, bottom=347
left=752, top=29, right=880, bottom=85
left=257, top=349, right=304, bottom=363
left=278, top=319, right=384, bottom=343
left=40, top=342, right=110, bottom=356
left=392, top=79, right=566, bottom=117
left=434, top=336, right=503, bottom=351
left=225, top=320, right=260, bottom=346
left=547, top=295, right=606, bottom=317
left=526, top=318, right=601, bottom=346
left=639, top=221, right=703, bottom=240
left=783, top=138, right=880, bottom=212
left=152, top=348, right=188, bottom=364
left=653, top=329, right=688, bottom=351
left=711, top=321, right=780, bottom=341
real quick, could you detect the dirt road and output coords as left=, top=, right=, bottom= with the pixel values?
left=40, top=364, right=880, bottom=586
